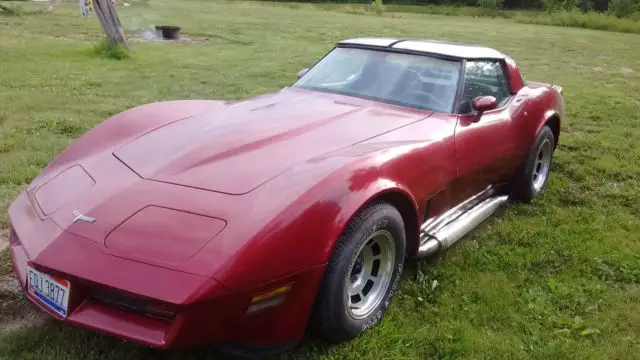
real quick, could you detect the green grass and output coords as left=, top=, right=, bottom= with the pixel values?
left=265, top=1, right=640, bottom=34
left=1, top=0, right=640, bottom=359
left=275, top=1, right=530, bottom=17
left=514, top=10, right=640, bottom=34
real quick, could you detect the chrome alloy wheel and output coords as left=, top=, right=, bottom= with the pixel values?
left=345, top=230, right=396, bottom=319
left=532, top=138, right=553, bottom=192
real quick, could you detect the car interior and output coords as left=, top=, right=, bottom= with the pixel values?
left=458, top=62, right=513, bottom=114
left=346, top=59, right=460, bottom=113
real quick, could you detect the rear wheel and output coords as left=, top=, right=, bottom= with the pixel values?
left=511, top=125, right=556, bottom=202
left=311, top=202, right=405, bottom=343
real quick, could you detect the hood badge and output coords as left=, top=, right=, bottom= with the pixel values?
left=72, top=210, right=96, bottom=224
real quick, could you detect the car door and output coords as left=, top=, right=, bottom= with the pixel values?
left=450, top=59, right=520, bottom=204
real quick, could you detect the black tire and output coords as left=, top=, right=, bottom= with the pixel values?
left=310, top=202, right=405, bottom=343
left=511, top=125, right=556, bottom=202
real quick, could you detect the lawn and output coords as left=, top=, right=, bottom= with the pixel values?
left=1, top=0, right=639, bottom=359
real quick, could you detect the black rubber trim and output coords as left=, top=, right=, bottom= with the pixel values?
left=387, top=38, right=409, bottom=47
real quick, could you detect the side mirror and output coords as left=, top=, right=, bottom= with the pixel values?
left=471, top=96, right=497, bottom=121
left=472, top=95, right=497, bottom=113
left=297, top=68, right=309, bottom=79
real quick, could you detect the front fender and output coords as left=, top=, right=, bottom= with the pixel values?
left=311, top=174, right=419, bottom=262
left=214, top=144, right=428, bottom=290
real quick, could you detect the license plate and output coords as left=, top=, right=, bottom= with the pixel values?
left=27, top=264, right=70, bottom=318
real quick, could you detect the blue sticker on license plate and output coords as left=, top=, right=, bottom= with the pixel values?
left=27, top=264, right=70, bottom=318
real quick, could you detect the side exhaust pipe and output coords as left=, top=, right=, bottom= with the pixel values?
left=418, top=195, right=509, bottom=257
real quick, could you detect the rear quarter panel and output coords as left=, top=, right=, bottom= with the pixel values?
left=505, top=58, right=564, bottom=149
left=514, top=84, right=564, bottom=149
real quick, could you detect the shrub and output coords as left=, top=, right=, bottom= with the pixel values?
left=0, top=3, right=25, bottom=16
left=543, top=0, right=564, bottom=12
left=370, top=0, right=385, bottom=15
left=93, top=39, right=130, bottom=60
left=514, top=10, right=640, bottom=33
left=477, top=0, right=505, bottom=9
left=344, top=4, right=367, bottom=15
left=384, top=3, right=514, bottom=17
left=609, top=0, right=638, bottom=18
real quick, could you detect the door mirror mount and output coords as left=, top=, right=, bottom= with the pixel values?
left=297, top=68, right=309, bottom=79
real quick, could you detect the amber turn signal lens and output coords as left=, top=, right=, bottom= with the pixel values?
left=246, top=283, right=292, bottom=314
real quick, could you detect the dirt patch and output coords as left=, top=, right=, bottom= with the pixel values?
left=0, top=234, right=49, bottom=333
left=0, top=229, right=8, bottom=254
left=0, top=275, right=48, bottom=333
left=1, top=308, right=48, bottom=333
left=0, top=231, right=49, bottom=333
left=129, top=29, right=210, bottom=44
left=0, top=275, right=19, bottom=295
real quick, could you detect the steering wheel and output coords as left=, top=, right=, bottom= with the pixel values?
left=405, top=90, right=446, bottom=110
left=464, top=81, right=497, bottom=99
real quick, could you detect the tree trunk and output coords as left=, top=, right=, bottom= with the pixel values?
left=93, top=0, right=129, bottom=50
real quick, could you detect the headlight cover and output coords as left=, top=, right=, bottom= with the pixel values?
left=105, top=206, right=226, bottom=265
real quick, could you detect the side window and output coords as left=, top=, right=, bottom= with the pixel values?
left=459, top=61, right=512, bottom=114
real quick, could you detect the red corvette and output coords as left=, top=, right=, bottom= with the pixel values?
left=8, top=38, right=563, bottom=355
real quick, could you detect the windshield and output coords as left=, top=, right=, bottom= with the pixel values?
left=294, top=47, right=461, bottom=113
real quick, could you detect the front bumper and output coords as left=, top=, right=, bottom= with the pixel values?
left=8, top=226, right=206, bottom=348
left=9, top=225, right=326, bottom=349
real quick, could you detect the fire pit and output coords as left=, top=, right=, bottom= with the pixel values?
left=154, top=25, right=181, bottom=40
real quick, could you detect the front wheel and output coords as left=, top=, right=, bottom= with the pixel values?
left=511, top=125, right=556, bottom=202
left=311, top=202, right=405, bottom=343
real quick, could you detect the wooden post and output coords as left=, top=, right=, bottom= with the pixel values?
left=93, top=0, right=129, bottom=50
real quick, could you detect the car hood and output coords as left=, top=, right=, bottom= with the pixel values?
left=113, top=88, right=430, bottom=195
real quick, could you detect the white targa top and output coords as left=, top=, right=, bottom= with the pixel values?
left=339, top=38, right=507, bottom=60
